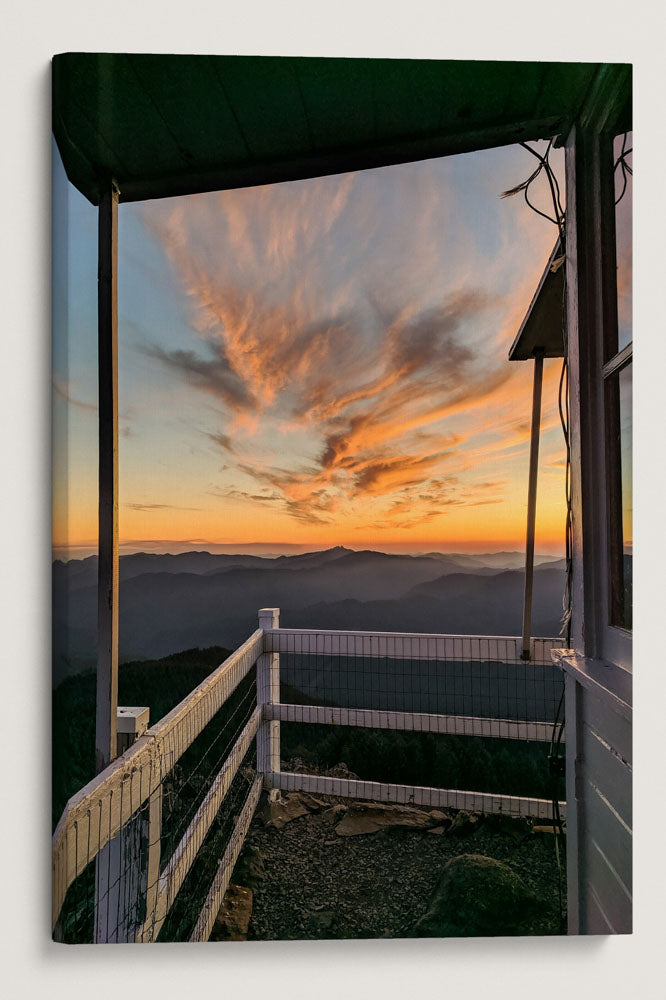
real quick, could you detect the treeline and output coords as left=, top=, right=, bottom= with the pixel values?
left=280, top=722, right=558, bottom=801
left=52, top=646, right=230, bottom=829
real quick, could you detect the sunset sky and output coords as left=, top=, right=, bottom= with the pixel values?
left=52, top=138, right=571, bottom=558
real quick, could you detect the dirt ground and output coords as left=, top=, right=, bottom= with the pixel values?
left=232, top=794, right=566, bottom=941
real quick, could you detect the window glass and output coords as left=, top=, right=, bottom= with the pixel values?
left=613, top=132, right=632, bottom=352
left=607, top=361, right=632, bottom=631
left=618, top=364, right=632, bottom=628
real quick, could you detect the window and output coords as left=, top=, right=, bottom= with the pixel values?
left=605, top=132, right=632, bottom=631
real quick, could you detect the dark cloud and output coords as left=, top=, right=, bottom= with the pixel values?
left=142, top=343, right=255, bottom=413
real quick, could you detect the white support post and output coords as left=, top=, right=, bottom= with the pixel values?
left=521, top=350, right=544, bottom=660
left=564, top=670, right=584, bottom=935
left=95, top=706, right=153, bottom=943
left=257, top=608, right=280, bottom=790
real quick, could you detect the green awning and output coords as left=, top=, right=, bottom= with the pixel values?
left=52, top=54, right=615, bottom=205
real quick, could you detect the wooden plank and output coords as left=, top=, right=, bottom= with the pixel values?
left=272, top=771, right=564, bottom=821
left=586, top=883, right=616, bottom=934
left=266, top=629, right=563, bottom=664
left=189, top=776, right=263, bottom=942
left=584, top=836, right=632, bottom=934
left=267, top=703, right=560, bottom=743
left=138, top=785, right=162, bottom=943
left=96, top=181, right=119, bottom=774
left=583, top=684, right=632, bottom=765
left=582, top=722, right=632, bottom=826
left=521, top=352, right=544, bottom=659
left=583, top=779, right=632, bottom=897
left=563, top=674, right=583, bottom=935
left=257, top=609, right=280, bottom=780
left=552, top=649, right=632, bottom=722
left=52, top=629, right=263, bottom=930
left=146, top=708, right=261, bottom=941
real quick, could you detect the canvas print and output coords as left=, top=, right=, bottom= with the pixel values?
left=51, top=54, right=632, bottom=942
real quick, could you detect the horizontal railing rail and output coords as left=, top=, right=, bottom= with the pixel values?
left=264, top=629, right=564, bottom=664
left=266, top=703, right=561, bottom=743
left=272, top=770, right=565, bottom=821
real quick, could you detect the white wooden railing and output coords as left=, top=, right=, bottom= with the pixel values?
left=52, top=611, right=566, bottom=943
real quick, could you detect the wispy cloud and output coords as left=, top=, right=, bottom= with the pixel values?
left=137, top=148, right=564, bottom=536
left=124, top=502, right=204, bottom=512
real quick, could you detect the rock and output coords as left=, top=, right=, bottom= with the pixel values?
left=233, top=845, right=266, bottom=890
left=428, top=826, right=447, bottom=835
left=335, top=802, right=436, bottom=837
left=323, top=762, right=359, bottom=781
left=283, top=757, right=312, bottom=774
left=428, top=809, right=451, bottom=823
left=298, top=792, right=327, bottom=812
left=448, top=810, right=481, bottom=836
left=483, top=813, right=531, bottom=840
left=322, top=803, right=348, bottom=823
left=411, top=854, right=542, bottom=938
left=306, top=908, right=335, bottom=933
left=210, top=883, right=253, bottom=941
left=258, top=792, right=310, bottom=829
left=532, top=824, right=558, bottom=835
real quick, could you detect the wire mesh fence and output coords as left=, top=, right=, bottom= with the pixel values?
left=52, top=631, right=263, bottom=943
left=53, top=621, right=566, bottom=943
left=271, top=630, right=565, bottom=729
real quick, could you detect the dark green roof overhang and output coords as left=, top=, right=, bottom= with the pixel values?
left=52, top=54, right=619, bottom=205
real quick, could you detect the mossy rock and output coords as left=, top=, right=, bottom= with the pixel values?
left=412, top=854, right=543, bottom=938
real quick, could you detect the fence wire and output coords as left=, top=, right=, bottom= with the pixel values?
left=53, top=667, right=258, bottom=943
left=275, top=632, right=564, bottom=725
left=54, top=626, right=566, bottom=944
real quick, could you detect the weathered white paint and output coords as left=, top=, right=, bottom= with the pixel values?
left=554, top=648, right=632, bottom=935
left=521, top=351, right=544, bottom=660
left=116, top=706, right=150, bottom=735
left=267, top=702, right=561, bottom=743
left=139, top=708, right=261, bottom=942
left=189, top=776, right=263, bottom=942
left=257, top=609, right=280, bottom=782
left=272, top=770, right=565, bottom=821
left=52, top=629, right=263, bottom=931
left=265, top=629, right=565, bottom=664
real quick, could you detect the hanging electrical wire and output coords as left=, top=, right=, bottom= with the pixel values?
left=501, top=138, right=571, bottom=931
left=614, top=132, right=633, bottom=206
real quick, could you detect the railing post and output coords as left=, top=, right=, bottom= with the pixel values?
left=95, top=706, right=153, bottom=942
left=257, top=608, right=280, bottom=790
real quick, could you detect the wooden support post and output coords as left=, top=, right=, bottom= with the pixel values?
left=563, top=671, right=584, bottom=935
left=140, top=782, right=163, bottom=943
left=257, top=608, right=280, bottom=788
left=521, top=350, right=544, bottom=660
left=95, top=706, right=159, bottom=943
left=96, top=181, right=120, bottom=774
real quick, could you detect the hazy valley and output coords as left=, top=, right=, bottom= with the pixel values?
left=52, top=546, right=565, bottom=683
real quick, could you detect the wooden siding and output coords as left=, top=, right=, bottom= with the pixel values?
left=579, top=683, right=632, bottom=933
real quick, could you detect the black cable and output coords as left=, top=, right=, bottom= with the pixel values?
left=502, top=137, right=570, bottom=931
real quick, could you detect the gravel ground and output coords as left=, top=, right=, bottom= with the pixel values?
left=239, top=795, right=566, bottom=941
